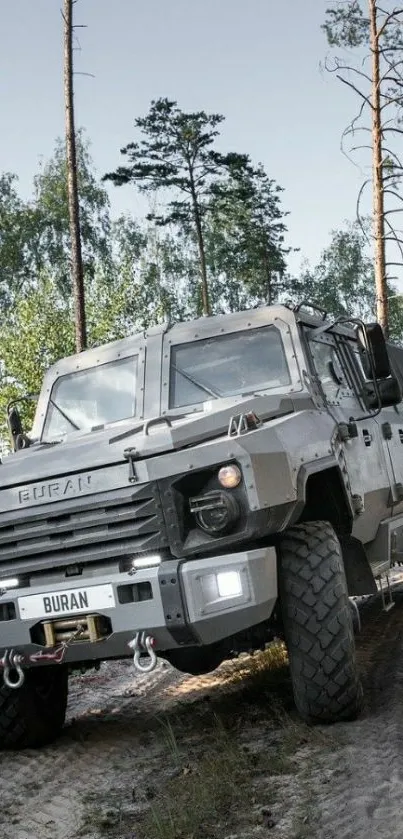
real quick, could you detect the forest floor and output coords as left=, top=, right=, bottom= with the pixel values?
left=1, top=584, right=403, bottom=839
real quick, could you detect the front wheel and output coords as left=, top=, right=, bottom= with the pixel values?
left=0, top=664, right=68, bottom=749
left=279, top=521, right=362, bottom=723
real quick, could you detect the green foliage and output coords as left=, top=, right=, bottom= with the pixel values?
left=0, top=132, right=112, bottom=316
left=104, top=99, right=254, bottom=313
left=0, top=173, right=41, bottom=307
left=207, top=163, right=292, bottom=307
left=104, top=98, right=248, bottom=229
left=323, top=1, right=403, bottom=55
left=297, top=222, right=376, bottom=319
left=296, top=220, right=403, bottom=341
left=33, top=132, right=112, bottom=294
left=104, top=98, right=293, bottom=317
left=133, top=227, right=196, bottom=326
left=323, top=1, right=369, bottom=47
left=0, top=276, right=75, bottom=438
left=389, top=295, right=403, bottom=344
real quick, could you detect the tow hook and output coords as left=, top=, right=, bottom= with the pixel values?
left=0, top=624, right=87, bottom=690
left=1, top=649, right=25, bottom=689
left=128, top=632, right=157, bottom=673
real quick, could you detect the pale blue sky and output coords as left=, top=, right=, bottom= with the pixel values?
left=0, top=0, right=370, bottom=275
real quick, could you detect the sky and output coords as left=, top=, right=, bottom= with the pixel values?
left=0, top=0, right=372, bottom=277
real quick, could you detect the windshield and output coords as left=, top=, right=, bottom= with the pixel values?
left=169, top=326, right=290, bottom=409
left=43, top=356, right=138, bottom=440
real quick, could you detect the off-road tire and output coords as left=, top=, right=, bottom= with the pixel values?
left=279, top=520, right=362, bottom=723
left=0, top=665, right=68, bottom=749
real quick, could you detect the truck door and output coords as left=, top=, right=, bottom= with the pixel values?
left=374, top=343, right=403, bottom=515
left=308, top=331, right=393, bottom=546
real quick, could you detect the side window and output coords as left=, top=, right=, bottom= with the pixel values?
left=387, top=344, right=403, bottom=392
left=310, top=340, right=349, bottom=404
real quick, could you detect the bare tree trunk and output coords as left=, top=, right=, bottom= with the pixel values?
left=64, top=0, right=87, bottom=352
left=262, top=249, right=272, bottom=304
left=369, top=0, right=388, bottom=336
left=188, top=175, right=210, bottom=317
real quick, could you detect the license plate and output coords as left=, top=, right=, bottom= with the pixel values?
left=18, top=584, right=116, bottom=620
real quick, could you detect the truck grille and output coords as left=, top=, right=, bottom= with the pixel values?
left=0, top=483, right=167, bottom=577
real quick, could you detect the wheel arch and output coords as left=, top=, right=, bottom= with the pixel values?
left=296, top=465, right=376, bottom=595
left=297, top=462, right=353, bottom=536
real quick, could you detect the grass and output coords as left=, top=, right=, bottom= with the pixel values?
left=77, top=644, right=342, bottom=839
left=139, top=714, right=270, bottom=839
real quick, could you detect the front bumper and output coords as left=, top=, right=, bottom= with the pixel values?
left=0, top=546, right=278, bottom=666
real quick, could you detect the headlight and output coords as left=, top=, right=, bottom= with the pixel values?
left=189, top=491, right=240, bottom=535
left=218, top=464, right=242, bottom=489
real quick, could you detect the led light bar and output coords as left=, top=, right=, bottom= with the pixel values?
left=132, top=555, right=161, bottom=570
left=0, top=578, right=19, bottom=591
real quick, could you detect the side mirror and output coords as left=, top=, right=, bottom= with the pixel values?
left=363, top=376, right=402, bottom=409
left=7, top=406, right=23, bottom=441
left=6, top=406, right=30, bottom=452
left=357, top=322, right=391, bottom=380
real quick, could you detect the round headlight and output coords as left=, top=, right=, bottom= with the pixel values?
left=196, top=492, right=240, bottom=535
left=218, top=464, right=242, bottom=489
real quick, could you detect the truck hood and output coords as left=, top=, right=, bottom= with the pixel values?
left=0, top=392, right=311, bottom=490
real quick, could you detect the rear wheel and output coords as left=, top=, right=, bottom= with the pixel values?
left=279, top=520, right=362, bottom=723
left=0, top=665, right=68, bottom=749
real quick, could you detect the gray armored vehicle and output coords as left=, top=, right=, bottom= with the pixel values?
left=1, top=302, right=403, bottom=749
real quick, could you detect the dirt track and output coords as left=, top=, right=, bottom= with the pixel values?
left=2, top=588, right=403, bottom=839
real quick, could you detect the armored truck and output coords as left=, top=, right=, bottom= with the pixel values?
left=1, top=302, right=403, bottom=749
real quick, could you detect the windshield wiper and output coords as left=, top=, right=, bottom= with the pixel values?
left=49, top=399, right=80, bottom=431
left=173, top=365, right=222, bottom=399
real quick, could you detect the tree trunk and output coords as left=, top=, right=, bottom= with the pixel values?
left=262, top=248, right=272, bottom=304
left=64, top=0, right=87, bottom=352
left=369, top=0, right=388, bottom=336
left=189, top=176, right=210, bottom=317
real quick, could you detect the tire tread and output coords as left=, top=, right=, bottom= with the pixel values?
left=279, top=520, right=362, bottom=723
left=0, top=665, right=68, bottom=749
